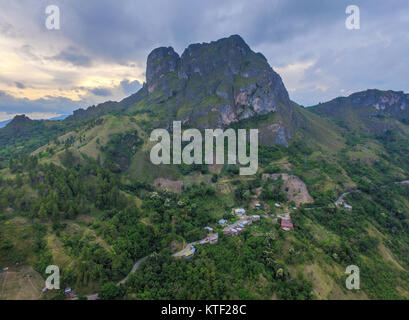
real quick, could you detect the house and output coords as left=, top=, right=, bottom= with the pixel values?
left=336, top=200, right=352, bottom=211
left=274, top=203, right=281, bottom=208
left=401, top=180, right=409, bottom=185
left=343, top=204, right=353, bottom=211
left=238, top=223, right=244, bottom=228
left=200, top=238, right=209, bottom=245
left=218, top=219, right=227, bottom=225
left=209, top=233, right=219, bottom=244
left=250, top=215, right=260, bottom=221
left=223, top=228, right=233, bottom=235
left=204, top=226, right=214, bottom=232
left=184, top=245, right=196, bottom=259
left=281, top=218, right=293, bottom=231
left=234, top=208, right=246, bottom=215
left=292, top=207, right=297, bottom=210
left=255, top=203, right=261, bottom=208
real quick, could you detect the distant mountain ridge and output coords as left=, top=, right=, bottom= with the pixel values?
left=0, top=114, right=69, bottom=129
left=311, top=89, right=409, bottom=134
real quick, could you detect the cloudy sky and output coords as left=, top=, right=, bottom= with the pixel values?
left=0, top=0, right=408, bottom=121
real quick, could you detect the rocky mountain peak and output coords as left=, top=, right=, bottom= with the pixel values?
left=69, top=35, right=296, bottom=146
left=349, top=89, right=409, bottom=113
left=4, top=114, right=34, bottom=135
left=146, top=46, right=180, bottom=85
left=140, top=35, right=295, bottom=145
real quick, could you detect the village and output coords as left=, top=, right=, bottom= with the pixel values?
left=173, top=203, right=295, bottom=259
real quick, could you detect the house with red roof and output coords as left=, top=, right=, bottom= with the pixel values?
left=281, top=218, right=293, bottom=231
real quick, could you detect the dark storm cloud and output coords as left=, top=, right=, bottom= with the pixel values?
left=49, top=0, right=409, bottom=104
left=2, top=0, right=409, bottom=110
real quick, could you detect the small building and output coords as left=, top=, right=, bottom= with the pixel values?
left=336, top=200, right=352, bottom=211
left=255, top=203, right=261, bottom=208
left=401, top=180, right=409, bottom=185
left=218, top=219, right=227, bottom=225
left=274, top=203, right=281, bottom=208
left=292, top=207, right=297, bottom=210
left=250, top=215, right=260, bottom=221
left=200, top=238, right=209, bottom=245
left=281, top=218, right=293, bottom=231
left=223, top=228, right=233, bottom=235
left=209, top=233, right=219, bottom=244
left=343, top=204, right=353, bottom=211
left=234, top=208, right=246, bottom=216
left=238, top=223, right=244, bottom=228
left=204, top=226, right=214, bottom=232
left=184, top=245, right=196, bottom=259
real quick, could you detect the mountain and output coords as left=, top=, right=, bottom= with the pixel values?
left=310, top=89, right=409, bottom=134
left=2, top=114, right=35, bottom=135
left=70, top=35, right=297, bottom=146
left=0, top=114, right=69, bottom=129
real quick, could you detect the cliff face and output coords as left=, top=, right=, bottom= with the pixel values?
left=139, top=35, right=296, bottom=145
left=69, top=35, right=298, bottom=146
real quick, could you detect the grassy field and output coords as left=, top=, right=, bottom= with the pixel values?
left=0, top=265, right=44, bottom=300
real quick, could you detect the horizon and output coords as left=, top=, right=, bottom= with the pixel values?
left=1, top=0, right=409, bottom=121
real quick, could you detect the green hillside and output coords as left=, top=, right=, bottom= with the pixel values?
left=1, top=36, right=409, bottom=300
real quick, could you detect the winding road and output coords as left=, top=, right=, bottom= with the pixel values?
left=86, top=255, right=149, bottom=300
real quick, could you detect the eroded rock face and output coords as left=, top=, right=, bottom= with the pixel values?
left=146, top=47, right=180, bottom=89
left=262, top=173, right=314, bottom=205
left=143, top=35, right=295, bottom=145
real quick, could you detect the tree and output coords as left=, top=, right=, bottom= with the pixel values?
left=99, top=282, right=121, bottom=300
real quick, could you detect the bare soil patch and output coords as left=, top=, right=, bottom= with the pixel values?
left=153, top=178, right=184, bottom=194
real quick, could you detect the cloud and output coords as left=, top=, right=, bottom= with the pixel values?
left=50, top=47, right=92, bottom=67
left=120, top=79, right=141, bottom=95
left=15, top=81, right=25, bottom=89
left=90, top=87, right=112, bottom=97
left=0, top=90, right=79, bottom=115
